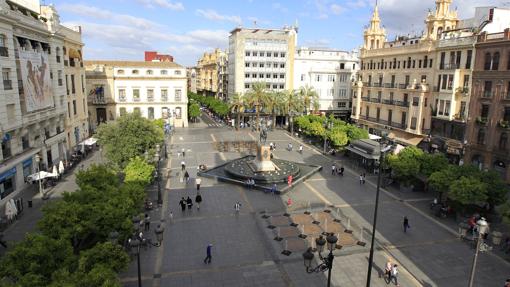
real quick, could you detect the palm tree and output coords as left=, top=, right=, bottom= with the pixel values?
left=229, top=93, right=244, bottom=130
left=245, top=82, right=269, bottom=131
left=299, top=85, right=319, bottom=114
left=266, top=91, right=284, bottom=129
left=281, top=89, right=303, bottom=136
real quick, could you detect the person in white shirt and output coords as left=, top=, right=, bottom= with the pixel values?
left=390, top=264, right=399, bottom=286
left=299, top=145, right=303, bottom=154
left=196, top=177, right=202, bottom=191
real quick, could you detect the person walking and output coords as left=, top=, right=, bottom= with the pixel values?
left=362, top=172, right=366, bottom=184
left=271, top=183, right=277, bottom=195
left=234, top=201, right=242, bottom=213
left=144, top=213, right=151, bottom=231
left=385, top=259, right=392, bottom=283
left=169, top=211, right=173, bottom=222
left=203, top=243, right=213, bottom=264
left=299, top=144, right=303, bottom=154
left=181, top=160, right=186, bottom=171
left=403, top=216, right=410, bottom=233
left=196, top=177, right=202, bottom=191
left=184, top=171, right=190, bottom=184
left=359, top=174, right=363, bottom=184
left=339, top=166, right=344, bottom=176
left=186, top=196, right=193, bottom=210
left=179, top=197, right=186, bottom=212
left=390, top=264, right=400, bottom=286
left=181, top=148, right=186, bottom=158
left=331, top=164, right=336, bottom=175
left=195, top=192, right=202, bottom=210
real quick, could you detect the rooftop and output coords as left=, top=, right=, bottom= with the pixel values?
left=84, top=60, right=183, bottom=68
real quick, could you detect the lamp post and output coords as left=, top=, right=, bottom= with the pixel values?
left=290, top=111, right=294, bottom=136
left=129, top=216, right=165, bottom=287
left=302, top=234, right=338, bottom=287
left=34, top=154, right=44, bottom=199
left=468, top=218, right=488, bottom=287
left=155, top=144, right=162, bottom=206
left=323, top=119, right=332, bottom=154
left=366, top=139, right=392, bottom=287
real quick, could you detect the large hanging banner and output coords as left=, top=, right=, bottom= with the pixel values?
left=19, top=49, right=53, bottom=112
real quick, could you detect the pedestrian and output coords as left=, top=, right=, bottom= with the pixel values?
left=181, top=160, right=186, bottom=171
left=359, top=174, right=363, bottom=184
left=196, top=177, right=202, bottom=191
left=203, top=243, right=212, bottom=264
left=184, top=170, right=190, bottom=184
left=186, top=196, right=193, bottom=210
left=299, top=144, right=303, bottom=154
left=144, top=213, right=151, bottom=231
left=287, top=175, right=293, bottom=186
left=385, top=259, right=392, bottom=283
left=390, top=264, right=399, bottom=286
left=331, top=163, right=336, bottom=175
left=271, top=183, right=277, bottom=195
left=362, top=172, right=366, bottom=184
left=403, top=216, right=410, bottom=233
left=195, top=192, right=202, bottom=210
left=234, top=201, right=241, bottom=212
left=182, top=148, right=185, bottom=157
left=169, top=211, right=173, bottom=222
left=339, top=166, right=344, bottom=176
left=179, top=197, right=186, bottom=212
left=287, top=197, right=292, bottom=207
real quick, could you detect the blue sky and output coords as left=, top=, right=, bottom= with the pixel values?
left=50, top=0, right=501, bottom=66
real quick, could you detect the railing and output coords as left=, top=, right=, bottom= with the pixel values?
left=367, top=117, right=378, bottom=122
left=119, top=96, right=126, bottom=102
left=0, top=47, right=8, bottom=57
left=382, top=99, right=393, bottom=105
left=365, top=82, right=372, bottom=87
left=482, top=91, right=493, bottom=98
left=454, top=113, right=466, bottom=121
left=384, top=83, right=396, bottom=88
left=412, top=101, right=419, bottom=106
left=3, top=80, right=12, bottom=90
left=378, top=119, right=389, bottom=125
left=359, top=115, right=367, bottom=120
left=390, top=122, right=407, bottom=129
left=370, top=98, right=381, bottom=103
left=442, top=63, right=460, bottom=70
left=398, top=84, right=407, bottom=89
left=93, top=95, right=106, bottom=104
left=394, top=101, right=409, bottom=107
left=147, top=96, right=154, bottom=102
left=133, top=97, right=141, bottom=102
left=373, top=82, right=382, bottom=88
left=476, top=117, right=488, bottom=125
left=361, top=97, right=370, bottom=101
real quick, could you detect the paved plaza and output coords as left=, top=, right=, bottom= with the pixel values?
left=1, top=113, right=509, bottom=286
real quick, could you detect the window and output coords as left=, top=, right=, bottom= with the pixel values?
left=280, top=52, right=285, bottom=57
left=273, top=63, right=278, bottom=68
left=339, top=89, right=346, bottom=97
left=484, top=81, right=492, bottom=97
left=2, top=68, right=12, bottom=90
left=273, top=74, right=278, bottom=79
left=376, top=108, right=380, bottom=120
left=0, top=34, right=7, bottom=57
left=327, top=75, right=335, bottom=82
left=252, top=51, right=258, bottom=56
left=21, top=135, right=29, bottom=150
left=411, top=117, right=417, bottom=129
left=245, top=83, right=250, bottom=89
left=245, top=51, right=250, bottom=56
left=273, top=52, right=278, bottom=57
left=133, top=89, right=140, bottom=101
left=6, top=104, right=15, bottom=123
left=81, top=75, right=85, bottom=92
left=447, top=75, right=453, bottom=90
left=68, top=102, right=71, bottom=118
left=463, top=75, right=470, bottom=88
left=273, top=84, right=278, bottom=89
left=245, top=73, right=250, bottom=78
left=161, top=89, right=168, bottom=101
left=280, top=63, right=285, bottom=68
left=484, top=53, right=492, bottom=70
left=147, top=89, right=154, bottom=102
left=119, top=89, right=126, bottom=102
left=466, top=50, right=472, bottom=69
left=120, top=107, right=127, bottom=115
left=279, top=84, right=284, bottom=89
left=267, top=73, right=271, bottom=78
left=280, top=74, right=285, bottom=79
left=148, top=107, right=154, bottom=119
left=340, top=63, right=345, bottom=69
left=245, top=63, right=250, bottom=68
left=300, top=74, right=305, bottom=81
left=175, top=89, right=182, bottom=101
left=134, top=107, right=141, bottom=114
left=161, top=70, right=168, bottom=75
left=175, top=107, right=182, bottom=119
left=444, top=100, right=450, bottom=116
left=481, top=104, right=490, bottom=119
left=267, top=52, right=271, bottom=57
left=493, top=52, right=500, bottom=70
left=73, top=100, right=77, bottom=115
left=424, top=55, right=428, bottom=68
left=438, top=100, right=445, bottom=115
left=259, top=74, right=264, bottom=78
left=477, top=128, right=486, bottom=145
left=56, top=47, right=61, bottom=63
left=412, top=97, right=419, bottom=106
left=500, top=133, right=508, bottom=150
left=58, top=70, right=63, bottom=86
left=504, top=107, right=510, bottom=122
left=1, top=136, right=11, bottom=159
left=117, top=69, right=125, bottom=75
left=337, top=102, right=346, bottom=108
left=365, top=106, right=370, bottom=118
left=132, top=69, right=139, bottom=75
left=71, top=75, right=75, bottom=93
left=146, top=70, right=153, bottom=75
left=252, top=73, right=257, bottom=78
left=259, top=63, right=264, bottom=68
left=316, top=74, right=322, bottom=82
left=508, top=52, right=510, bottom=70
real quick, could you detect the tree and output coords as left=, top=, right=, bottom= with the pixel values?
left=245, top=82, right=269, bottom=131
left=281, top=89, right=303, bottom=135
left=124, top=156, right=155, bottom=186
left=428, top=166, right=457, bottom=196
left=76, top=164, right=119, bottom=191
left=77, top=242, right=130, bottom=274
left=96, top=112, right=164, bottom=169
left=419, top=153, right=448, bottom=177
left=497, top=202, right=510, bottom=225
left=479, top=170, right=508, bottom=208
left=387, top=146, right=423, bottom=185
left=229, top=93, right=244, bottom=130
left=448, top=176, right=488, bottom=206
left=266, top=91, right=284, bottom=129
left=188, top=102, right=201, bottom=123
left=299, top=85, right=318, bottom=114
left=327, top=128, right=349, bottom=147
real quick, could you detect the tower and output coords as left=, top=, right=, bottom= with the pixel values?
left=363, top=1, right=386, bottom=50
left=424, top=0, right=458, bottom=40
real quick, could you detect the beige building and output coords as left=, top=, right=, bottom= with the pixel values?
left=197, top=48, right=227, bottom=99
left=85, top=61, right=188, bottom=129
left=227, top=26, right=297, bottom=99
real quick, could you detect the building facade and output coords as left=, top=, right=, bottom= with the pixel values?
left=85, top=61, right=188, bottom=129
left=227, top=26, right=297, bottom=99
left=187, top=67, right=197, bottom=94
left=196, top=48, right=226, bottom=98
left=0, top=0, right=70, bottom=203
left=464, top=29, right=510, bottom=181
left=294, top=47, right=358, bottom=119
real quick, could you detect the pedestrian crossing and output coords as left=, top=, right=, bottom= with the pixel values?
left=207, top=123, right=224, bottom=127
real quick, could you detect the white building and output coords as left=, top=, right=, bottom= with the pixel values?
left=294, top=47, right=359, bottom=119
left=85, top=61, right=188, bottom=129
left=227, top=26, right=298, bottom=99
left=0, top=0, right=71, bottom=203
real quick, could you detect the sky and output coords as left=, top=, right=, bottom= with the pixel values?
left=48, top=0, right=504, bottom=66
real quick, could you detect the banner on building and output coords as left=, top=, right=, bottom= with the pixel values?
left=19, top=49, right=53, bottom=112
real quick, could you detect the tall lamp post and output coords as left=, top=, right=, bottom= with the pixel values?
left=366, top=138, right=392, bottom=287
left=468, top=218, right=488, bottom=287
left=302, top=234, right=338, bottom=287
left=323, top=119, right=332, bottom=154
left=129, top=216, right=165, bottom=287
left=34, top=154, right=44, bottom=199
left=155, top=144, right=162, bottom=206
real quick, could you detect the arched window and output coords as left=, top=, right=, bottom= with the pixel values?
left=492, top=52, right=500, bottom=70
left=146, top=70, right=153, bottom=75
left=500, top=133, right=508, bottom=150
left=117, top=69, right=124, bottom=75
left=477, top=128, right=485, bottom=145
left=484, top=52, right=492, bottom=70
left=132, top=69, right=139, bottom=75
left=160, top=70, right=168, bottom=75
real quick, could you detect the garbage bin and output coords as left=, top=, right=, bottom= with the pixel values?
left=458, top=222, right=470, bottom=238
left=28, top=200, right=33, bottom=208
left=491, top=231, right=503, bottom=245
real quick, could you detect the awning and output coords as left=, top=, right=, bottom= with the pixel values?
left=69, top=48, right=81, bottom=60
left=369, top=134, right=382, bottom=140
left=346, top=146, right=380, bottom=160
left=388, top=130, right=424, bottom=146
left=27, top=171, right=57, bottom=181
left=79, top=137, right=97, bottom=146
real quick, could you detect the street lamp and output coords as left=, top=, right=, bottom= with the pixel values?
left=155, top=144, right=162, bottom=206
left=323, top=119, right=332, bottom=154
left=129, top=217, right=165, bottom=287
left=302, top=234, right=338, bottom=287
left=366, top=138, right=392, bottom=287
left=34, top=154, right=44, bottom=199
left=468, top=218, right=489, bottom=287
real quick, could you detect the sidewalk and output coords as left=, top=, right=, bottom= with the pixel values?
left=0, top=150, right=103, bottom=252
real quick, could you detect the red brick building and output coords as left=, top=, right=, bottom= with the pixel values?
left=144, top=51, right=173, bottom=62
left=464, top=29, right=510, bottom=182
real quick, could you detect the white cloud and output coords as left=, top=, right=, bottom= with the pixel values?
left=331, top=4, right=344, bottom=15
left=136, top=0, right=184, bottom=11
left=272, top=2, right=289, bottom=13
left=196, top=9, right=242, bottom=24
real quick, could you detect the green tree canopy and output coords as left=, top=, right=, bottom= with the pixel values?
left=96, top=112, right=164, bottom=169
left=419, top=153, right=449, bottom=177
left=387, top=146, right=423, bottom=185
left=448, top=176, right=488, bottom=206
left=188, top=102, right=201, bottom=120
left=124, top=156, right=155, bottom=186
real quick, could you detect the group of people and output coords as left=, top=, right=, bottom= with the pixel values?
left=330, top=163, right=345, bottom=176
left=245, top=178, right=256, bottom=189
left=179, top=193, right=202, bottom=212
left=385, top=260, right=400, bottom=286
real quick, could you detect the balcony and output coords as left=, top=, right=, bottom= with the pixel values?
left=384, top=83, right=396, bottom=89
left=453, top=113, right=466, bottom=121
left=476, top=116, right=488, bottom=125
left=119, top=96, right=127, bottom=102
left=394, top=101, right=409, bottom=107
left=442, top=63, right=460, bottom=70
left=390, top=122, right=407, bottom=129
left=370, top=98, right=381, bottom=103
left=373, top=82, right=382, bottom=88
left=0, top=46, right=8, bottom=57
left=378, top=119, right=389, bottom=125
left=498, top=120, right=510, bottom=129
left=382, top=99, right=393, bottom=105
left=3, top=79, right=12, bottom=90
left=361, top=97, right=369, bottom=101
left=92, top=95, right=106, bottom=105
left=365, top=82, right=372, bottom=87
left=482, top=91, right=493, bottom=98
left=398, top=84, right=407, bottom=89
left=147, top=95, right=154, bottom=102
left=133, top=97, right=141, bottom=102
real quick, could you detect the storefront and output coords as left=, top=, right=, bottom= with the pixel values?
left=345, top=139, right=381, bottom=173
left=0, top=167, right=17, bottom=200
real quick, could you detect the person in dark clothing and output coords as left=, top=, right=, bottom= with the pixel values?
left=186, top=196, right=193, bottom=210
left=195, top=192, right=202, bottom=210
left=179, top=197, right=186, bottom=212
left=339, top=167, right=344, bottom=176
left=403, top=216, right=410, bottom=233
left=144, top=213, right=150, bottom=231
left=184, top=171, right=190, bottom=184
left=203, top=244, right=212, bottom=264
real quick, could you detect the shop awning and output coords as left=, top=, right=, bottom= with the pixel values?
left=346, top=139, right=381, bottom=160
left=79, top=137, right=97, bottom=146
left=388, top=130, right=424, bottom=146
